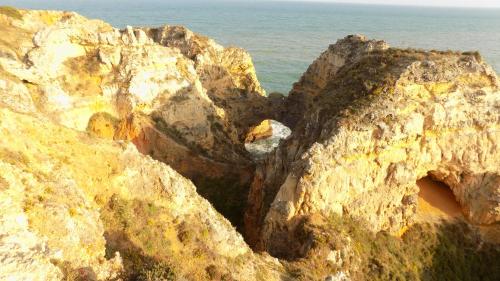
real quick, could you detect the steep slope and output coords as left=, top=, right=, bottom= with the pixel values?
left=0, top=93, right=285, bottom=281
left=2, top=7, right=499, bottom=281
left=0, top=7, right=290, bottom=281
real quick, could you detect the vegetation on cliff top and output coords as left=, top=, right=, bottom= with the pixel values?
left=286, top=214, right=500, bottom=281
left=100, top=194, right=247, bottom=280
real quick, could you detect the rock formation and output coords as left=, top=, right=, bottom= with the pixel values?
left=0, top=8, right=286, bottom=280
left=246, top=35, right=500, bottom=257
left=142, top=25, right=277, bottom=142
left=0, top=8, right=282, bottom=228
left=1, top=6, right=499, bottom=281
left=0, top=107, right=289, bottom=280
left=281, top=35, right=389, bottom=129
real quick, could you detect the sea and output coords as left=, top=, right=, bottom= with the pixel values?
left=4, top=0, right=500, bottom=94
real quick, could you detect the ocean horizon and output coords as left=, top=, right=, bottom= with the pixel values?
left=4, top=0, right=500, bottom=94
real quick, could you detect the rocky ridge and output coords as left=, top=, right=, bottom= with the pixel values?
left=0, top=107, right=288, bottom=280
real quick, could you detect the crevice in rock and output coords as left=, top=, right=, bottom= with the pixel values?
left=114, top=113, right=257, bottom=232
left=192, top=172, right=254, bottom=232
left=2, top=8, right=499, bottom=278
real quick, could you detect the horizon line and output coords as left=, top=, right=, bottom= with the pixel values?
left=271, top=0, right=500, bottom=9
left=4, top=0, right=500, bottom=10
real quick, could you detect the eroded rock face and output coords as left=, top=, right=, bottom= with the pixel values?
left=143, top=25, right=277, bottom=142
left=0, top=99, right=284, bottom=280
left=2, top=7, right=499, bottom=280
left=0, top=10, right=262, bottom=158
left=0, top=8, right=291, bottom=280
left=0, top=9, right=282, bottom=228
left=282, top=35, right=389, bottom=129
left=246, top=36, right=500, bottom=256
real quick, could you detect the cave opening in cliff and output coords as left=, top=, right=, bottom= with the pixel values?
left=416, top=174, right=462, bottom=219
left=244, top=120, right=291, bottom=158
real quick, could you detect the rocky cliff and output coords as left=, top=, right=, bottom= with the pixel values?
left=0, top=7, right=282, bottom=229
left=0, top=106, right=291, bottom=280
left=0, top=7, right=287, bottom=281
left=1, top=6, right=499, bottom=281
left=245, top=35, right=500, bottom=258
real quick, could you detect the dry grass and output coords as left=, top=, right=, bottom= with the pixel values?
left=0, top=6, right=23, bottom=20
left=61, top=51, right=103, bottom=98
left=100, top=194, right=235, bottom=280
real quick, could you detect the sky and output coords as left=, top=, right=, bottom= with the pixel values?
left=283, top=0, right=500, bottom=8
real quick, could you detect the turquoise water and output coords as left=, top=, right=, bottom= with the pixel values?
left=6, top=1, right=500, bottom=94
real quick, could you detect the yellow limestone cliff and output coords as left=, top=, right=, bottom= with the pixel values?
left=0, top=7, right=281, bottom=230
left=0, top=8, right=286, bottom=281
left=246, top=35, right=500, bottom=257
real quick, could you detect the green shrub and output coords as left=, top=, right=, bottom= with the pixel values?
left=137, top=261, right=175, bottom=281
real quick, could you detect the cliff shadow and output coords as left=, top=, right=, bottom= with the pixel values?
left=417, top=221, right=500, bottom=281
left=281, top=214, right=500, bottom=280
left=119, top=80, right=260, bottom=232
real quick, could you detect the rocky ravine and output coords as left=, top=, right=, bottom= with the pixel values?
left=1, top=6, right=499, bottom=281
left=0, top=107, right=287, bottom=280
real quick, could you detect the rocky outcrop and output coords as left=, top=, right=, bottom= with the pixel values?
left=143, top=25, right=277, bottom=142
left=0, top=8, right=282, bottom=228
left=246, top=35, right=500, bottom=257
left=281, top=35, right=389, bottom=129
left=0, top=10, right=267, bottom=158
left=0, top=8, right=290, bottom=280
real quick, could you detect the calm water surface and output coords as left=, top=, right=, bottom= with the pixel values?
left=5, top=0, right=500, bottom=93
